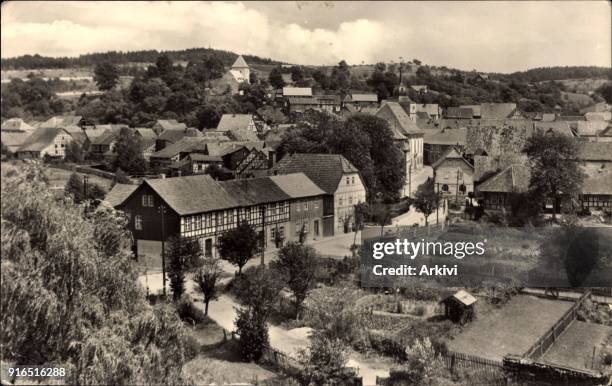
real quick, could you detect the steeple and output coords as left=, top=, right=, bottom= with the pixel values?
left=231, top=55, right=249, bottom=69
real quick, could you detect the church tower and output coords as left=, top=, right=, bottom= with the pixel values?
left=230, top=55, right=250, bottom=83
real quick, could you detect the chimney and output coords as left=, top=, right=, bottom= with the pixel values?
left=268, top=149, right=276, bottom=169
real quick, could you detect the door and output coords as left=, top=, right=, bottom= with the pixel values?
left=314, top=220, right=320, bottom=237
left=204, top=239, right=213, bottom=258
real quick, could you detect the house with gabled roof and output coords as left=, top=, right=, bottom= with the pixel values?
left=476, top=164, right=531, bottom=210
left=432, top=147, right=475, bottom=201
left=1, top=131, right=31, bottom=155
left=424, top=127, right=468, bottom=165
left=375, top=102, right=424, bottom=194
left=480, top=103, right=523, bottom=120
left=107, top=172, right=327, bottom=263
left=217, top=114, right=257, bottom=132
left=282, top=87, right=312, bottom=98
left=15, top=126, right=73, bottom=159
left=152, top=119, right=187, bottom=135
left=271, top=153, right=366, bottom=235
left=155, top=127, right=201, bottom=151
left=344, top=93, right=379, bottom=111
left=1, top=118, right=34, bottom=133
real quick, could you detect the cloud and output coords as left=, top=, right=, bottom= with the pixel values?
left=1, top=1, right=610, bottom=72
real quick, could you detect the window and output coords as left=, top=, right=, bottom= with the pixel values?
left=304, top=201, right=308, bottom=211
left=349, top=196, right=353, bottom=204
left=339, top=197, right=343, bottom=206
left=459, top=184, right=466, bottom=193
left=442, top=184, right=449, bottom=192
left=352, top=176, right=355, bottom=184
left=135, top=215, right=143, bottom=230
left=142, top=195, right=154, bottom=207
left=346, top=177, right=350, bottom=185
left=296, top=202, right=301, bottom=212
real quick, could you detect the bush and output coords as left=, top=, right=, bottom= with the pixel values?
left=176, top=294, right=208, bottom=325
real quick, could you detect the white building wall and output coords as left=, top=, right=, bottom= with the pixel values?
left=333, top=172, right=367, bottom=232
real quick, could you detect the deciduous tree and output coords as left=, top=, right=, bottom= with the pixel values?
left=524, top=131, right=583, bottom=221
left=94, top=62, right=119, bottom=91
left=413, top=178, right=441, bottom=226
left=193, top=257, right=223, bottom=315
left=275, top=242, right=318, bottom=319
left=166, top=236, right=203, bottom=301
left=217, top=220, right=259, bottom=275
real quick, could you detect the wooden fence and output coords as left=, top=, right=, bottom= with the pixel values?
left=440, top=349, right=504, bottom=375
left=226, top=328, right=363, bottom=386
left=522, top=291, right=591, bottom=359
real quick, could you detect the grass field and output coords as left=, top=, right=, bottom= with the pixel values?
left=45, top=166, right=115, bottom=192
left=182, top=324, right=281, bottom=384
left=447, top=295, right=574, bottom=361
left=541, top=320, right=612, bottom=371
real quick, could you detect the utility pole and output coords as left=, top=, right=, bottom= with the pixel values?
left=455, top=170, right=460, bottom=205
left=158, top=203, right=167, bottom=298
left=260, top=205, right=266, bottom=266
left=436, top=182, right=440, bottom=225
left=83, top=175, right=88, bottom=199
left=408, top=163, right=412, bottom=198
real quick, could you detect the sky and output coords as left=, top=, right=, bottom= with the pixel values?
left=1, top=1, right=610, bottom=73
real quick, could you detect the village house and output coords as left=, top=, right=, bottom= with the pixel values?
left=282, top=87, right=313, bottom=99
left=89, top=126, right=125, bottom=158
left=216, top=114, right=258, bottom=132
left=424, top=127, right=468, bottom=165
left=343, top=93, right=379, bottom=111
left=432, top=147, right=475, bottom=201
left=480, top=103, right=523, bottom=120
left=375, top=102, right=424, bottom=195
left=445, top=107, right=474, bottom=120
left=459, top=105, right=482, bottom=119
left=14, top=126, right=74, bottom=159
left=271, top=153, right=366, bottom=235
left=399, top=98, right=441, bottom=121
left=155, top=127, right=202, bottom=151
left=476, top=164, right=531, bottom=210
left=107, top=173, right=326, bottom=264
left=152, top=119, right=187, bottom=135
left=1, top=131, right=31, bottom=155
left=1, top=118, right=35, bottom=133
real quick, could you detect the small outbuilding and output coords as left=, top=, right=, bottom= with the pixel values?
left=440, top=290, right=477, bottom=324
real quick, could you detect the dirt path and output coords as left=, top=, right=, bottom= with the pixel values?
left=200, top=294, right=391, bottom=385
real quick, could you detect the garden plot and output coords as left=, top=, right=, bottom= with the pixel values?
left=447, top=295, right=573, bottom=362
left=541, top=320, right=612, bottom=371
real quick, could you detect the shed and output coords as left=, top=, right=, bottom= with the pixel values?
left=440, top=290, right=477, bottom=324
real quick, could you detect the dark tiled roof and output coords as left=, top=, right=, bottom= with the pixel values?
left=105, top=183, right=138, bottom=207
left=424, top=128, right=467, bottom=146
left=136, top=128, right=157, bottom=140
left=91, top=128, right=121, bottom=146
left=16, top=127, right=67, bottom=152
left=220, top=177, right=290, bottom=206
left=269, top=173, right=326, bottom=198
left=577, top=142, right=612, bottom=162
left=189, top=154, right=223, bottom=162
left=348, top=93, right=378, bottom=103
left=146, top=174, right=239, bottom=215
left=431, top=147, right=473, bottom=170
left=272, top=153, right=359, bottom=194
left=375, top=102, right=422, bottom=136
left=446, top=107, right=473, bottom=119
left=150, top=137, right=211, bottom=159
left=581, top=168, right=612, bottom=195
left=477, top=165, right=530, bottom=193
left=480, top=103, right=518, bottom=120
